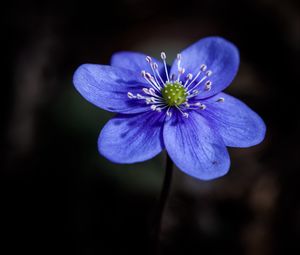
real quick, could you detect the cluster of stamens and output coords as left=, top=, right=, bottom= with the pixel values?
left=127, top=52, right=224, bottom=118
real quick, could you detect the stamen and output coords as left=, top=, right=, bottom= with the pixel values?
left=187, top=70, right=213, bottom=93
left=146, top=98, right=153, bottom=104
left=187, top=73, right=193, bottom=79
left=143, top=71, right=161, bottom=92
left=199, top=104, right=206, bottom=110
left=127, top=92, right=135, bottom=99
left=166, top=107, right=172, bottom=117
left=205, top=81, right=212, bottom=91
left=148, top=88, right=156, bottom=95
left=184, top=102, right=190, bottom=108
left=206, top=70, right=213, bottom=77
left=186, top=90, right=199, bottom=99
left=216, top=97, right=225, bottom=102
left=185, top=64, right=206, bottom=89
left=145, top=97, right=157, bottom=104
left=177, top=53, right=182, bottom=70
left=150, top=105, right=157, bottom=111
left=148, top=90, right=164, bottom=100
left=150, top=63, right=162, bottom=89
left=200, top=64, right=207, bottom=71
left=161, top=52, right=170, bottom=82
left=184, top=73, right=193, bottom=86
left=187, top=76, right=208, bottom=92
left=175, top=105, right=189, bottom=118
left=152, top=63, right=158, bottom=69
left=142, top=88, right=149, bottom=94
left=177, top=67, right=185, bottom=81
left=145, top=56, right=163, bottom=89
left=157, top=105, right=168, bottom=112
left=146, top=56, right=152, bottom=63
left=152, top=63, right=165, bottom=85
left=188, top=102, right=201, bottom=107
left=182, top=102, right=204, bottom=110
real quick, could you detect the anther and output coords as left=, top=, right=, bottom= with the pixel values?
left=206, top=70, right=213, bottom=77
left=161, top=52, right=166, bottom=60
left=148, top=88, right=156, bottom=95
left=146, top=97, right=155, bottom=104
left=200, top=64, right=207, bottom=71
left=166, top=109, right=172, bottom=117
left=199, top=104, right=206, bottom=110
left=183, top=112, right=189, bottom=118
left=127, top=92, right=135, bottom=99
left=187, top=73, right=193, bottom=80
left=161, top=51, right=170, bottom=81
left=145, top=72, right=152, bottom=80
left=146, top=56, right=152, bottom=63
left=217, top=97, right=225, bottom=102
left=143, top=88, right=149, bottom=94
left=205, top=81, right=212, bottom=91
left=178, top=67, right=185, bottom=74
left=152, top=63, right=158, bottom=69
left=150, top=105, right=157, bottom=111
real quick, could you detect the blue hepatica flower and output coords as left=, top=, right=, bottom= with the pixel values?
left=73, top=36, right=266, bottom=180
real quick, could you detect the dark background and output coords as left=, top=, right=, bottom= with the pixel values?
left=2, top=0, right=300, bottom=254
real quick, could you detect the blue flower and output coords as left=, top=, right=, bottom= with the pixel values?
left=73, top=37, right=266, bottom=180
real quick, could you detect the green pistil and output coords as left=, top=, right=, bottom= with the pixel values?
left=161, top=82, right=187, bottom=106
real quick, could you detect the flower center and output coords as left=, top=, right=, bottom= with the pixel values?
left=161, top=81, right=187, bottom=106
left=127, top=52, right=225, bottom=118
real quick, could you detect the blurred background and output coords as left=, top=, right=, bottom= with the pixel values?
left=2, top=0, right=300, bottom=254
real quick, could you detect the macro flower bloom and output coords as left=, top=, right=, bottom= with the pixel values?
left=73, top=36, right=266, bottom=180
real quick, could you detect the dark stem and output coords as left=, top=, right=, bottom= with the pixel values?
left=153, top=152, right=173, bottom=254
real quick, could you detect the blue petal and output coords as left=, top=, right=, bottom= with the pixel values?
left=202, top=93, right=266, bottom=147
left=163, top=111, right=230, bottom=180
left=98, top=111, right=165, bottom=163
left=73, top=64, right=151, bottom=114
left=111, top=51, right=165, bottom=76
left=170, top=37, right=239, bottom=98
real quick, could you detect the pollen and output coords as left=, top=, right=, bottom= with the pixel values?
left=161, top=82, right=187, bottom=106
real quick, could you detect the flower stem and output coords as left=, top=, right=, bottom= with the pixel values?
left=153, top=152, right=173, bottom=253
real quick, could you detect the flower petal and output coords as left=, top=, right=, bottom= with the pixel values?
left=73, top=64, right=151, bottom=114
left=98, top=111, right=165, bottom=163
left=170, top=37, right=239, bottom=98
left=202, top=93, right=266, bottom=147
left=111, top=51, right=165, bottom=76
left=163, top=111, right=230, bottom=180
